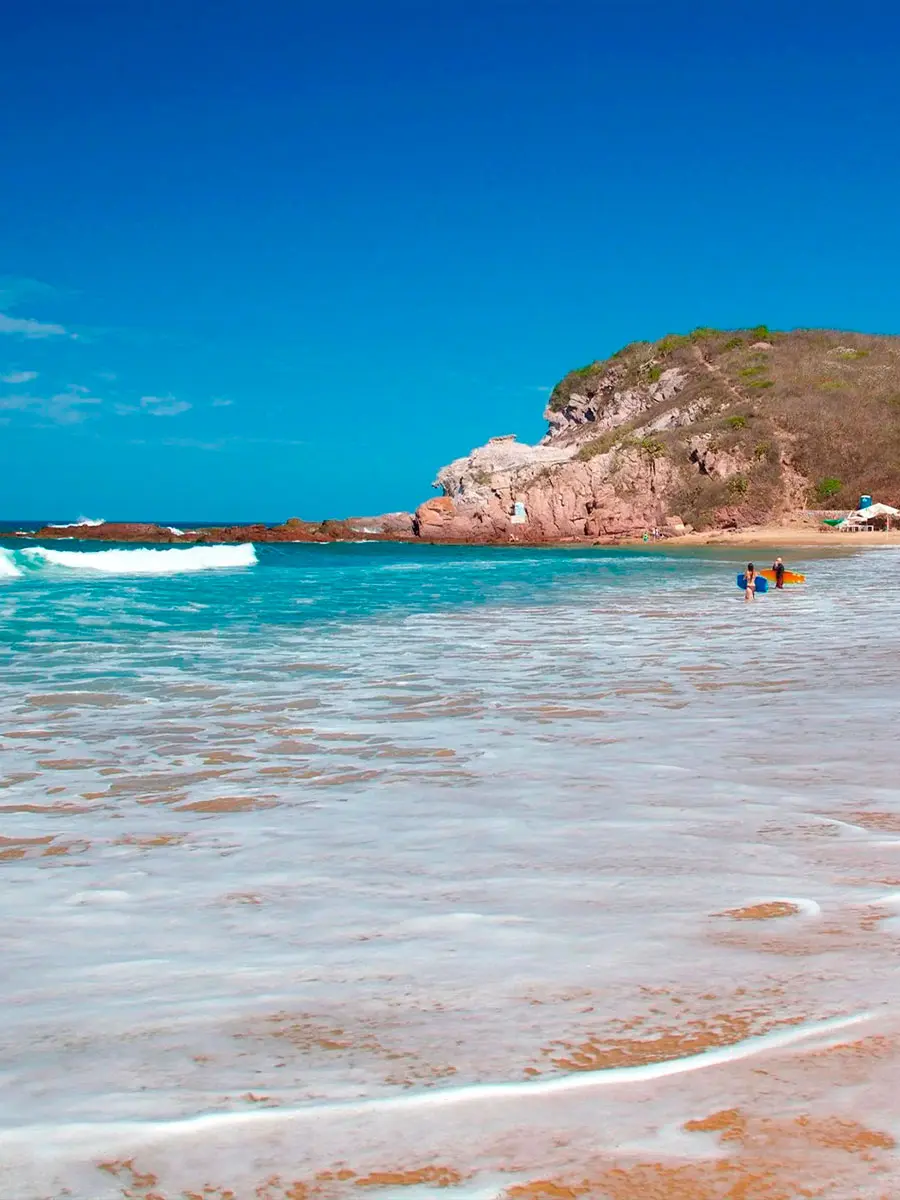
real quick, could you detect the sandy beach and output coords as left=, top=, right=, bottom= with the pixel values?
left=652, top=523, right=900, bottom=550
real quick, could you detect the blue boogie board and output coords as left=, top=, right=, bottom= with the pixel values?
left=737, top=573, right=768, bottom=593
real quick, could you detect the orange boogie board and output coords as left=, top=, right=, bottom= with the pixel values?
left=760, top=569, right=805, bottom=585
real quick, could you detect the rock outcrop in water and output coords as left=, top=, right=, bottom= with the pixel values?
left=22, top=329, right=900, bottom=545
left=28, top=513, right=415, bottom=545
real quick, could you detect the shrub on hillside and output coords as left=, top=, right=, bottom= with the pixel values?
left=548, top=362, right=604, bottom=412
left=815, top=477, right=842, bottom=501
left=639, top=436, right=666, bottom=458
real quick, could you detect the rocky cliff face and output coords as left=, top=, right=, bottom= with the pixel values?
left=414, top=349, right=728, bottom=541
left=415, top=435, right=684, bottom=542
left=415, top=327, right=900, bottom=542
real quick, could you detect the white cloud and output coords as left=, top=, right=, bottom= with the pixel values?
left=0, top=386, right=102, bottom=425
left=154, top=434, right=304, bottom=452
left=140, top=394, right=192, bottom=417
left=240, top=436, right=305, bottom=446
left=164, top=436, right=225, bottom=451
left=211, top=397, right=233, bottom=407
left=0, top=312, right=69, bottom=339
left=46, top=391, right=101, bottom=424
left=0, top=370, right=38, bottom=384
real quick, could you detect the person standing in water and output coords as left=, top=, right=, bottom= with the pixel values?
left=745, top=562, right=757, bottom=602
left=772, top=556, right=786, bottom=589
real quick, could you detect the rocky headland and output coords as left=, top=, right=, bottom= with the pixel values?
left=24, top=327, right=900, bottom=545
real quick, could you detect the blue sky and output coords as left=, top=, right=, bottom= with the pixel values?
left=2, top=0, right=899, bottom=520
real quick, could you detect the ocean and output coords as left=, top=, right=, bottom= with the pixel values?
left=1, top=536, right=898, bottom=1198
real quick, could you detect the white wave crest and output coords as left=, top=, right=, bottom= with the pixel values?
left=47, top=516, right=106, bottom=529
left=21, top=543, right=258, bottom=575
left=0, top=548, right=22, bottom=579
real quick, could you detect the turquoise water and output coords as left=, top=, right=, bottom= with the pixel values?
left=1, top=539, right=898, bottom=1197
left=1, top=538, right=721, bottom=632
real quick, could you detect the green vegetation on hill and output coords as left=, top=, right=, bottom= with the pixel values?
left=549, top=327, right=900, bottom=527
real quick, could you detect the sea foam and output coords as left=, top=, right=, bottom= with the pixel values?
left=21, top=543, right=257, bottom=575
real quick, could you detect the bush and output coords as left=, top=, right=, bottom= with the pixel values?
left=639, top=436, right=665, bottom=458
left=689, top=326, right=720, bottom=342
left=739, top=366, right=766, bottom=378
left=576, top=432, right=618, bottom=461
left=750, top=325, right=771, bottom=341
left=727, top=415, right=748, bottom=429
left=727, top=474, right=749, bottom=499
left=748, top=379, right=775, bottom=389
left=722, top=336, right=744, bottom=351
left=815, top=477, right=842, bottom=501
left=645, top=364, right=662, bottom=383
left=656, top=334, right=689, bottom=357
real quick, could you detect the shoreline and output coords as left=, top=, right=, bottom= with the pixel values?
left=4, top=521, right=900, bottom=553
left=5, top=516, right=900, bottom=552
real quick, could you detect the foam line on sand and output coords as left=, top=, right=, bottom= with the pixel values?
left=0, top=1010, right=873, bottom=1159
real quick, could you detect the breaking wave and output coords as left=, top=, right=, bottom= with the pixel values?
left=47, top=516, right=106, bottom=529
left=18, top=544, right=258, bottom=576
left=0, top=548, right=22, bottom=578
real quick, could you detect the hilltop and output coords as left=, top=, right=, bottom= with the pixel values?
left=414, top=327, right=900, bottom=540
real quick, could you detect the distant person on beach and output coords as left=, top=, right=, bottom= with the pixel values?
left=772, top=556, right=786, bottom=589
left=745, top=563, right=757, bottom=602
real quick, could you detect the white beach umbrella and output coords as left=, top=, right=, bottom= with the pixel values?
left=852, top=502, right=900, bottom=518
left=840, top=502, right=900, bottom=530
